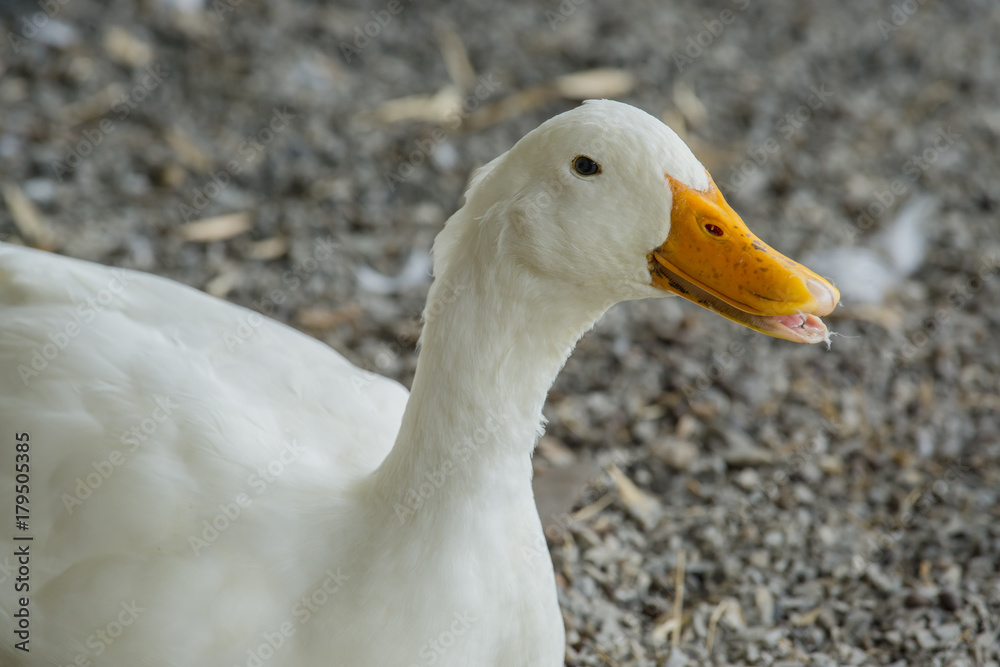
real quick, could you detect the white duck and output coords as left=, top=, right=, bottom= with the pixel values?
left=0, top=100, right=838, bottom=667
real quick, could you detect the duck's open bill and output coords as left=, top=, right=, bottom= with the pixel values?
left=649, top=172, right=839, bottom=344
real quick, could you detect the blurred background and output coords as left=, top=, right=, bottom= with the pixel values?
left=1, top=0, right=998, bottom=664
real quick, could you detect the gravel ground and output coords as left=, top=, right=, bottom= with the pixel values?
left=2, top=0, right=999, bottom=665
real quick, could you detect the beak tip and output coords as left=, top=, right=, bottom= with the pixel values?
left=807, top=278, right=839, bottom=316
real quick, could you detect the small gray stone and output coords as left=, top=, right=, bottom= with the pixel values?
left=651, top=437, right=699, bottom=471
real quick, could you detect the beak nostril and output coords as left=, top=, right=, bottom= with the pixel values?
left=704, top=223, right=723, bottom=237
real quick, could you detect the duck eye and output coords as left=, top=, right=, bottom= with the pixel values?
left=572, top=155, right=600, bottom=176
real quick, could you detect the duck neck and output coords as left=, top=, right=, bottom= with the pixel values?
left=368, top=254, right=608, bottom=523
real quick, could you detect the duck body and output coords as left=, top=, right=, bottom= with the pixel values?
left=0, top=100, right=838, bottom=666
left=0, top=244, right=563, bottom=666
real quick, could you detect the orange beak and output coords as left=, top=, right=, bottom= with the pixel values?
left=649, top=172, right=840, bottom=344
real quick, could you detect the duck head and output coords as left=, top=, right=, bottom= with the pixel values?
left=446, top=99, right=839, bottom=344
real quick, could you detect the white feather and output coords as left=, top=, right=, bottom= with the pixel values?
left=803, top=195, right=936, bottom=306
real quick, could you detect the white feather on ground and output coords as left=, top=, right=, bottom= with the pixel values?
left=803, top=195, right=936, bottom=306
